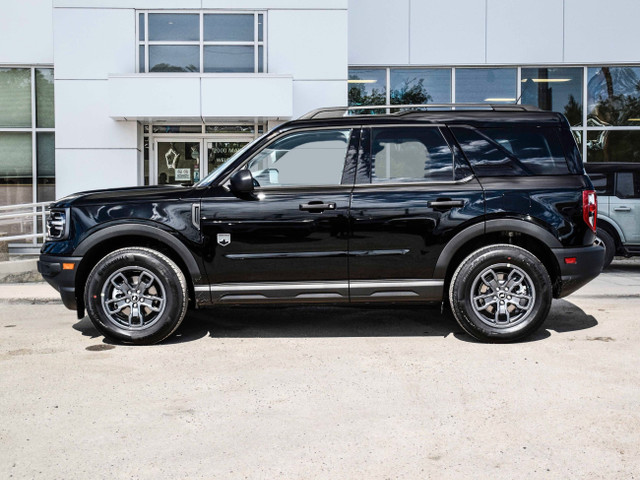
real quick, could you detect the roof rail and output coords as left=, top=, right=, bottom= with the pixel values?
left=300, top=103, right=540, bottom=120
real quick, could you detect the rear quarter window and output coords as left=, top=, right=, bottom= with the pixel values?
left=479, top=127, right=570, bottom=175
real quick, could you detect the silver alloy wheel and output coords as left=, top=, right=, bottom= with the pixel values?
left=100, top=266, right=167, bottom=331
left=470, top=263, right=536, bottom=328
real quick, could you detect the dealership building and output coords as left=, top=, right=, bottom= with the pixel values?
left=1, top=0, right=640, bottom=206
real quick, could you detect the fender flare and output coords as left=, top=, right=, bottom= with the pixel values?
left=73, top=223, right=202, bottom=279
left=433, top=219, right=562, bottom=279
left=596, top=214, right=626, bottom=243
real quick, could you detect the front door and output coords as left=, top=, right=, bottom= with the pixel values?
left=200, top=128, right=359, bottom=303
left=155, top=140, right=203, bottom=185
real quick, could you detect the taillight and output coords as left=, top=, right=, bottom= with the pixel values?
left=582, top=190, right=597, bottom=232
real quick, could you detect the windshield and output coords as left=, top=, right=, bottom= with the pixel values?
left=196, top=140, right=257, bottom=187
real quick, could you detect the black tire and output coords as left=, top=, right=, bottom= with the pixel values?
left=597, top=228, right=615, bottom=268
left=449, top=244, right=552, bottom=343
left=84, top=247, right=188, bottom=345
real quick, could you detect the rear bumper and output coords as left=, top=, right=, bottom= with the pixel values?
left=552, top=243, right=605, bottom=298
left=37, top=254, right=82, bottom=311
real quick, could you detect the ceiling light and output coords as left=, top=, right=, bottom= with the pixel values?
left=531, top=78, right=571, bottom=83
left=484, top=98, right=516, bottom=102
left=629, top=118, right=640, bottom=121
left=348, top=79, right=377, bottom=84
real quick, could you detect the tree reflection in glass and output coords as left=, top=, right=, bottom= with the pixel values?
left=587, top=67, right=640, bottom=126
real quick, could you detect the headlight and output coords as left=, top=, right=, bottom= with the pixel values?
left=46, top=208, right=70, bottom=241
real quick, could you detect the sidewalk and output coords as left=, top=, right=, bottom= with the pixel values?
left=0, top=282, right=61, bottom=304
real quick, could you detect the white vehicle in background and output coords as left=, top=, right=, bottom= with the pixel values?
left=586, top=162, right=640, bottom=267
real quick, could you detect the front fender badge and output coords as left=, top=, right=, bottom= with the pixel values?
left=217, top=233, right=231, bottom=247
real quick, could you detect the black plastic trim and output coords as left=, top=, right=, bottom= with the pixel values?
left=552, top=243, right=605, bottom=297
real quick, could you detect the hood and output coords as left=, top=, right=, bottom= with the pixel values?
left=52, top=184, right=195, bottom=208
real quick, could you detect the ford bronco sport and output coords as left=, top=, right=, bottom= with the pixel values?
left=38, top=104, right=604, bottom=344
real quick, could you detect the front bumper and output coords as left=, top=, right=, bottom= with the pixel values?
left=37, top=254, right=82, bottom=311
left=551, top=243, right=605, bottom=298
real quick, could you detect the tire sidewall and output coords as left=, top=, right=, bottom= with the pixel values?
left=597, top=229, right=615, bottom=268
left=85, top=249, right=186, bottom=345
left=451, top=246, right=552, bottom=342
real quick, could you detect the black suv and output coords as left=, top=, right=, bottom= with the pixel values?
left=38, top=105, right=604, bottom=344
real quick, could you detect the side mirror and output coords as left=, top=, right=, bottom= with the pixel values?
left=229, top=169, right=255, bottom=195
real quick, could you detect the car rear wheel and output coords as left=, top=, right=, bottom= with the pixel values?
left=84, top=247, right=188, bottom=345
left=449, top=244, right=552, bottom=343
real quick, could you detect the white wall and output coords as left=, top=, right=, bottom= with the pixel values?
left=0, top=0, right=54, bottom=65
left=349, top=0, right=640, bottom=66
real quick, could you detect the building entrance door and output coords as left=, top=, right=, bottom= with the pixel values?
left=155, top=139, right=203, bottom=185
left=206, top=141, right=249, bottom=176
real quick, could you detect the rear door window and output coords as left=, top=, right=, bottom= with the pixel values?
left=367, top=126, right=454, bottom=183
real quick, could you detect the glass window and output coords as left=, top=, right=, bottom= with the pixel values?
left=0, top=133, right=33, bottom=206
left=615, top=172, right=638, bottom=198
left=521, top=67, right=583, bottom=126
left=451, top=127, right=527, bottom=176
left=204, top=46, right=254, bottom=73
left=149, top=45, right=199, bottom=72
left=205, top=125, right=256, bottom=134
left=204, top=14, right=254, bottom=41
left=587, top=130, right=640, bottom=163
left=588, top=173, right=612, bottom=196
left=247, top=129, right=351, bottom=187
left=37, top=133, right=55, bottom=202
left=35, top=68, right=54, bottom=128
left=369, top=127, right=453, bottom=182
left=139, top=11, right=265, bottom=73
left=348, top=68, right=387, bottom=106
left=479, top=127, right=569, bottom=175
left=0, top=68, right=31, bottom=128
left=152, top=125, right=202, bottom=134
left=455, top=68, right=517, bottom=103
left=208, top=141, right=248, bottom=174
left=588, top=67, right=640, bottom=126
left=148, top=13, right=199, bottom=41
left=390, top=69, right=451, bottom=104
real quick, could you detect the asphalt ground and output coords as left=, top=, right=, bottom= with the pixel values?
left=1, top=260, right=639, bottom=479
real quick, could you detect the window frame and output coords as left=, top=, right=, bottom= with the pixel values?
left=137, top=10, right=267, bottom=74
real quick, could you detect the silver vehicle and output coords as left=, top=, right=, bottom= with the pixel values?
left=586, top=163, right=640, bottom=267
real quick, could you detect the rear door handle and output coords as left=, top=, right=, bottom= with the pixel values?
left=427, top=199, right=465, bottom=209
left=299, top=202, right=336, bottom=212
left=614, top=206, right=631, bottom=212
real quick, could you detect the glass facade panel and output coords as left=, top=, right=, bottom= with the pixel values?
left=521, top=67, right=583, bottom=126
left=139, top=45, right=145, bottom=73
left=0, top=68, right=31, bottom=128
left=456, top=68, right=517, bottom=103
left=258, top=45, right=264, bottom=73
left=139, top=13, right=145, bottom=41
left=208, top=141, right=248, bottom=175
left=157, top=141, right=201, bottom=185
left=587, top=130, right=640, bottom=163
left=148, top=13, right=199, bottom=41
left=152, top=125, right=202, bottom=134
left=348, top=68, right=387, bottom=106
left=258, top=14, right=263, bottom=41
left=390, top=68, right=451, bottom=104
left=0, top=133, right=33, bottom=206
left=587, top=67, right=640, bottom=126
left=35, top=68, right=55, bottom=128
left=204, top=14, right=254, bottom=42
left=205, top=125, right=255, bottom=134
left=37, top=133, right=55, bottom=202
left=149, top=45, right=199, bottom=72
left=204, top=45, right=254, bottom=73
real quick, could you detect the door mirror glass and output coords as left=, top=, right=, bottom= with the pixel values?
left=229, top=169, right=255, bottom=194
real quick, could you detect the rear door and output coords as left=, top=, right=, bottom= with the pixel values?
left=348, top=125, right=485, bottom=302
left=610, top=170, right=640, bottom=243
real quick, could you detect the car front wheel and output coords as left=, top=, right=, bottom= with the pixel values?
left=84, top=247, right=188, bottom=345
left=449, top=244, right=552, bottom=343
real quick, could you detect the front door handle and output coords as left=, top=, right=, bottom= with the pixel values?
left=427, top=199, right=465, bottom=209
left=614, top=206, right=631, bottom=212
left=299, top=201, right=336, bottom=212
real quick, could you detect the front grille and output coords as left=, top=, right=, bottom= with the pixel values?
left=46, top=209, right=69, bottom=240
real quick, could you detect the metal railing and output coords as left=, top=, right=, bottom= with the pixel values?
left=0, top=201, right=51, bottom=247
